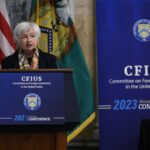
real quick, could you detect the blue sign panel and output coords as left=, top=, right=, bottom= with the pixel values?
left=0, top=71, right=64, bottom=125
left=96, top=0, right=150, bottom=150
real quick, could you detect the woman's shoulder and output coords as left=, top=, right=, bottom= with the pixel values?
left=4, top=51, right=18, bottom=60
left=1, top=51, right=18, bottom=69
left=39, top=49, right=56, bottom=60
left=38, top=49, right=57, bottom=69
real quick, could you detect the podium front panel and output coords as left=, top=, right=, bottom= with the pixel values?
left=0, top=71, right=65, bottom=125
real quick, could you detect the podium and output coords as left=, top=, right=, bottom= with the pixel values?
left=0, top=132, right=66, bottom=150
left=0, top=69, right=80, bottom=150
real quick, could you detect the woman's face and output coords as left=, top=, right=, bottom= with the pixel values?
left=19, top=27, right=38, bottom=54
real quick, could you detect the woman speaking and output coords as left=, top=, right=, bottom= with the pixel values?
left=1, top=22, right=57, bottom=69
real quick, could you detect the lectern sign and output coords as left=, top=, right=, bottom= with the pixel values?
left=0, top=71, right=64, bottom=125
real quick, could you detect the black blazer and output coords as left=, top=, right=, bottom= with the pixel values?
left=1, top=50, right=57, bottom=69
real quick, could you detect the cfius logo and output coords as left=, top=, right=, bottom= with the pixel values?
left=133, top=19, right=150, bottom=42
left=24, top=93, right=41, bottom=110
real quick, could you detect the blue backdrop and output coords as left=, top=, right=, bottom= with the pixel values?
left=96, top=0, right=150, bottom=150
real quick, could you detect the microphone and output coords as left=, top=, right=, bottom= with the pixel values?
left=31, top=48, right=39, bottom=69
left=32, top=48, right=46, bottom=68
left=32, top=48, right=39, bottom=57
left=32, top=48, right=36, bottom=54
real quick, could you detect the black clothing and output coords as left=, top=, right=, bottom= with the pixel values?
left=1, top=50, right=57, bottom=69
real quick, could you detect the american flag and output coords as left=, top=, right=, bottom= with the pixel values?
left=0, top=0, right=15, bottom=65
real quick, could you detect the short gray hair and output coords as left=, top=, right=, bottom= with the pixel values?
left=13, top=22, right=41, bottom=45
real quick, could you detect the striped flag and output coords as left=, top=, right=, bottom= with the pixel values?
left=0, top=0, right=16, bottom=64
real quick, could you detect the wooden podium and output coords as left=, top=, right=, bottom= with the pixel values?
left=0, top=70, right=80, bottom=150
left=0, top=132, right=66, bottom=150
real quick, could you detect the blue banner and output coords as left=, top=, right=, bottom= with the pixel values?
left=0, top=71, right=64, bottom=125
left=96, top=0, right=150, bottom=150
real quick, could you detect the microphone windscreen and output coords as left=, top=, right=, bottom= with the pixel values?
left=32, top=48, right=36, bottom=53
